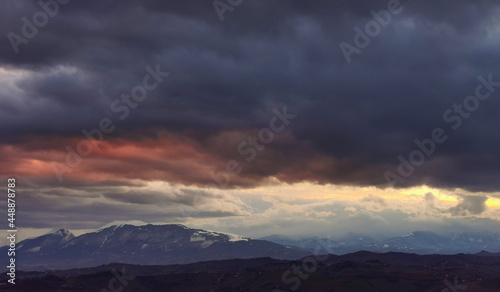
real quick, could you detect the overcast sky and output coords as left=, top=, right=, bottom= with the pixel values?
left=1, top=0, right=500, bottom=244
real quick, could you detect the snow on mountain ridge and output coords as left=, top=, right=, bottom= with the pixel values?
left=97, top=220, right=149, bottom=230
left=94, top=222, right=250, bottom=242
left=194, top=229, right=249, bottom=242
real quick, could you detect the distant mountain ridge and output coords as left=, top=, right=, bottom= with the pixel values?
left=1, top=224, right=309, bottom=270
left=4, top=224, right=500, bottom=271
left=260, top=230, right=500, bottom=255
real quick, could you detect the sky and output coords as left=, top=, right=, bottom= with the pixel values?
left=1, top=0, right=500, bottom=244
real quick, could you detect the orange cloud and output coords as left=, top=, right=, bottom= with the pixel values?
left=0, top=131, right=334, bottom=188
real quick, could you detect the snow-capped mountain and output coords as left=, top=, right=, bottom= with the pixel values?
left=16, top=228, right=75, bottom=254
left=1, top=224, right=310, bottom=270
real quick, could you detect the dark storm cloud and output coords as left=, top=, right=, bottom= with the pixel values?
left=2, top=0, right=500, bottom=191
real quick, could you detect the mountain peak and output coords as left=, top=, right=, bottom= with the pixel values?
left=47, top=228, right=74, bottom=240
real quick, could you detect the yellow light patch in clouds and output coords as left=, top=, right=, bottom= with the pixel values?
left=437, top=194, right=459, bottom=203
left=253, top=182, right=381, bottom=201
left=140, top=181, right=500, bottom=222
left=236, top=183, right=500, bottom=211
left=486, top=198, right=500, bottom=208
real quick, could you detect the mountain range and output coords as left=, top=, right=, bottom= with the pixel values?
left=3, top=223, right=500, bottom=271
left=0, top=224, right=309, bottom=270
left=261, top=230, right=500, bottom=255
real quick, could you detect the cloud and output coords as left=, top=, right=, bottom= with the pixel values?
left=424, top=192, right=438, bottom=210
left=184, top=192, right=500, bottom=239
left=448, top=194, right=488, bottom=216
left=361, top=194, right=387, bottom=205
left=10, top=0, right=500, bottom=191
left=0, top=180, right=250, bottom=230
left=2, top=0, right=500, bottom=240
left=2, top=1, right=500, bottom=191
left=1, top=179, right=498, bottom=243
